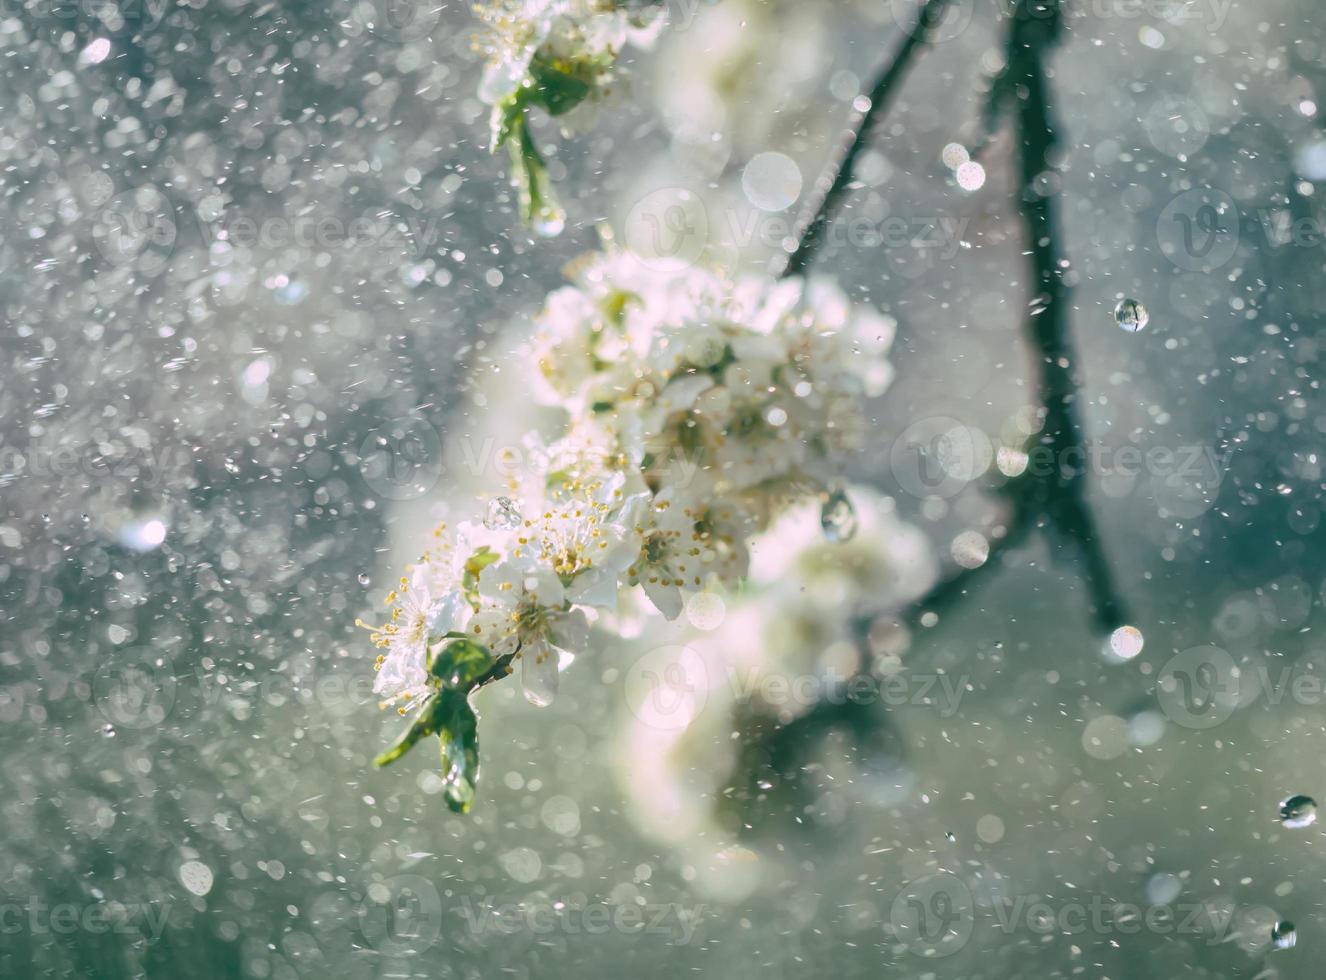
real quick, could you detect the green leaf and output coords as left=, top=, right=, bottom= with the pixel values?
left=373, top=693, right=445, bottom=768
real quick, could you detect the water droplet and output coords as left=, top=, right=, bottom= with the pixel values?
left=1108, top=625, right=1145, bottom=661
left=951, top=530, right=989, bottom=569
left=955, top=160, right=986, bottom=191
left=484, top=495, right=522, bottom=531
left=179, top=860, right=215, bottom=897
left=1279, top=794, right=1317, bottom=829
left=118, top=517, right=167, bottom=552
left=532, top=208, right=566, bottom=238
left=521, top=647, right=567, bottom=708
left=741, top=151, right=803, bottom=212
left=1272, top=920, right=1296, bottom=950
left=358, top=572, right=372, bottom=587
left=1113, top=298, right=1149, bottom=333
left=820, top=488, right=857, bottom=543
left=79, top=38, right=112, bottom=66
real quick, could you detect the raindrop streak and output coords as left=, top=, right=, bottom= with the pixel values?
left=820, top=489, right=858, bottom=543
left=484, top=495, right=522, bottom=531
left=1272, top=920, right=1296, bottom=951
left=1279, top=794, right=1317, bottom=829
left=1114, top=298, right=1150, bottom=333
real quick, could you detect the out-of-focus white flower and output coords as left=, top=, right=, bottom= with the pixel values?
left=615, top=486, right=938, bottom=887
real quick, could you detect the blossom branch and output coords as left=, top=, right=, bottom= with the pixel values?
left=778, top=0, right=954, bottom=278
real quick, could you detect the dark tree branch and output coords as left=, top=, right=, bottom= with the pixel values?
left=727, top=3, right=1133, bottom=821
left=777, top=0, right=954, bottom=278
left=905, top=0, right=1129, bottom=636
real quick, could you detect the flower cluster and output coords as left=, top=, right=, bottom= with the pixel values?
left=617, top=487, right=939, bottom=896
left=362, top=248, right=895, bottom=809
left=476, top=0, right=664, bottom=233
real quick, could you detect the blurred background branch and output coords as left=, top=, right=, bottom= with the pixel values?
left=728, top=0, right=1133, bottom=825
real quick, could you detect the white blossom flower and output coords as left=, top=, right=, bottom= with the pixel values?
left=467, top=557, right=590, bottom=706
left=359, top=528, right=472, bottom=710
left=366, top=247, right=897, bottom=738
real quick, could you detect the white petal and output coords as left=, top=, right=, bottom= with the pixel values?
left=566, top=568, right=619, bottom=609
left=641, top=577, right=684, bottom=620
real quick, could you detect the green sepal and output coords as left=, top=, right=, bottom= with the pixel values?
left=528, top=54, right=593, bottom=117
left=427, top=638, right=495, bottom=689
left=462, top=546, right=501, bottom=608
left=373, top=692, right=447, bottom=769
left=373, top=639, right=495, bottom=813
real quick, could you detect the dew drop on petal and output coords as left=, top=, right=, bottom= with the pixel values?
left=1272, top=920, right=1296, bottom=951
left=820, top=488, right=857, bottom=543
left=1113, top=298, right=1149, bottom=333
left=520, top=646, right=558, bottom=707
left=1279, top=794, right=1317, bottom=829
left=484, top=495, right=522, bottom=531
